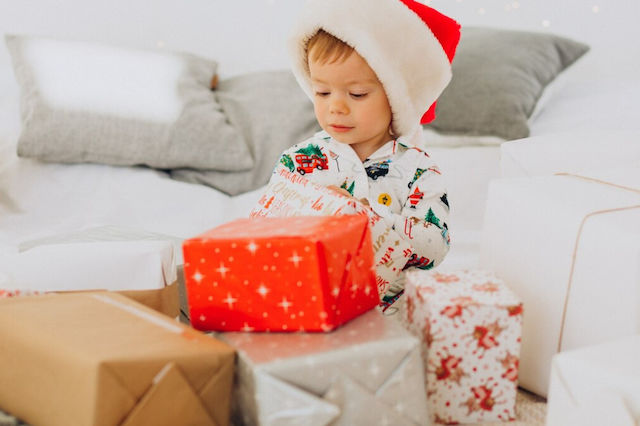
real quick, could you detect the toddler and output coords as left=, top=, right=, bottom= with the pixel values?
left=271, top=0, right=460, bottom=305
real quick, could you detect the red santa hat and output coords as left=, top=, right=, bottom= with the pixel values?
left=289, top=0, right=460, bottom=144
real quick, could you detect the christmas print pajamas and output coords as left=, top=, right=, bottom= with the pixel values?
left=271, top=131, right=450, bottom=300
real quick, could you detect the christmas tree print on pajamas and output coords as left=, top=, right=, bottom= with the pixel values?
left=271, top=131, right=451, bottom=298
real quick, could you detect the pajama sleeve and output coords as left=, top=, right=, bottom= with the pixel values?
left=369, top=166, right=450, bottom=271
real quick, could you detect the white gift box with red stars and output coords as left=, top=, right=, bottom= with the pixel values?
left=404, top=269, right=523, bottom=424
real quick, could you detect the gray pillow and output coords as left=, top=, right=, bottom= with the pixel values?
left=425, top=27, right=590, bottom=141
left=6, top=34, right=253, bottom=171
left=170, top=70, right=320, bottom=196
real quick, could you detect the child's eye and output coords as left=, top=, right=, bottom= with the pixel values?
left=315, top=91, right=330, bottom=97
left=350, top=93, right=368, bottom=99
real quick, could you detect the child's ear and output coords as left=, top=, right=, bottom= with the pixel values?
left=209, top=74, right=219, bottom=90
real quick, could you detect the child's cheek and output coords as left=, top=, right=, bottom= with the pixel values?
left=313, top=103, right=324, bottom=124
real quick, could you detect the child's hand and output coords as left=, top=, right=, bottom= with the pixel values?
left=327, top=185, right=370, bottom=207
left=327, top=185, right=353, bottom=198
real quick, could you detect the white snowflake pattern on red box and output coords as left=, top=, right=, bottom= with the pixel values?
left=404, top=269, right=523, bottom=424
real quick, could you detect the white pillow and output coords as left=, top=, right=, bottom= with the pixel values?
left=501, top=130, right=640, bottom=178
left=6, top=34, right=254, bottom=171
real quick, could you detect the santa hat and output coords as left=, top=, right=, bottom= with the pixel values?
left=289, top=0, right=460, bottom=144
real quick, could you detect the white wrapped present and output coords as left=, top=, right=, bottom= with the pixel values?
left=219, top=309, right=429, bottom=426
left=251, top=168, right=412, bottom=298
left=404, top=269, right=522, bottom=424
left=481, top=168, right=640, bottom=396
left=546, top=335, right=640, bottom=426
left=500, top=130, right=640, bottom=178
left=0, top=225, right=180, bottom=316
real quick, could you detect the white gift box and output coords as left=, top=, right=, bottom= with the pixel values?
left=481, top=168, right=640, bottom=396
left=0, top=226, right=180, bottom=315
left=404, top=269, right=523, bottom=424
left=500, top=130, right=640, bottom=178
left=219, top=309, right=429, bottom=426
left=546, top=335, right=640, bottom=426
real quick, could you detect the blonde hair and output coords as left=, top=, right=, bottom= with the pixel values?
left=305, top=29, right=395, bottom=136
left=306, top=29, right=354, bottom=67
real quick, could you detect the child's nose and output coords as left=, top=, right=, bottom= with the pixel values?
left=329, top=96, right=349, bottom=114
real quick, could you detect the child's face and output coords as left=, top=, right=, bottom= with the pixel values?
left=309, top=50, right=392, bottom=160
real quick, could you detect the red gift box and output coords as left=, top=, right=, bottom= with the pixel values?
left=182, top=215, right=378, bottom=332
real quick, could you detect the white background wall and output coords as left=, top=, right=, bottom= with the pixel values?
left=431, top=0, right=636, bottom=47
left=1, top=0, right=637, bottom=80
left=1, top=0, right=637, bottom=143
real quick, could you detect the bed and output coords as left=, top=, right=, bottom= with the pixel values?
left=1, top=0, right=639, bottom=409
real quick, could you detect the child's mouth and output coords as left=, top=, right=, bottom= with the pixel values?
left=330, top=125, right=353, bottom=133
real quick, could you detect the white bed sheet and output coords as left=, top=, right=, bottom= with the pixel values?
left=0, top=112, right=500, bottom=271
left=0, top=154, right=255, bottom=247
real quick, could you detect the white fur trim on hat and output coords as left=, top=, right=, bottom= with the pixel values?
left=288, top=0, right=452, bottom=144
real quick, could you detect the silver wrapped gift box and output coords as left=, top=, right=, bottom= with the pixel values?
left=219, top=309, right=429, bottom=426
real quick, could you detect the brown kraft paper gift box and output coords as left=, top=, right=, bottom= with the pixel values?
left=51, top=281, right=181, bottom=319
left=0, top=292, right=235, bottom=426
left=106, top=280, right=180, bottom=318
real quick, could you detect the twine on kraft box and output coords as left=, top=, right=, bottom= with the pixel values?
left=554, top=173, right=640, bottom=354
